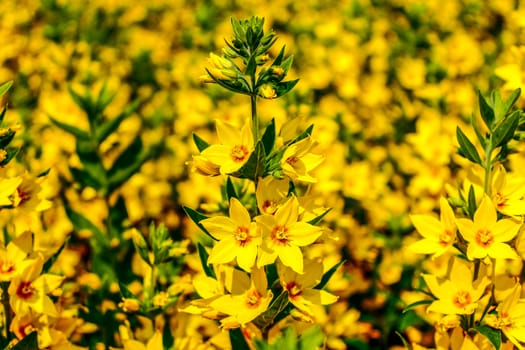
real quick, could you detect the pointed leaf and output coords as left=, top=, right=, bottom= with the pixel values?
left=182, top=206, right=214, bottom=239
left=307, top=208, right=332, bottom=226
left=69, top=166, right=104, bottom=190
left=492, top=110, right=520, bottom=148
left=503, top=88, right=521, bottom=115
left=0, top=105, right=7, bottom=124
left=49, top=116, right=90, bottom=140
left=119, top=281, right=139, bottom=299
left=467, top=185, right=477, bottom=219
left=225, top=176, right=238, bottom=200
left=0, top=147, right=18, bottom=166
left=68, top=85, right=92, bottom=117
left=275, top=79, right=299, bottom=98
left=229, top=328, right=251, bottom=350
left=396, top=331, right=413, bottom=350
left=474, top=325, right=501, bottom=349
left=0, top=129, right=15, bottom=149
left=245, top=54, right=257, bottom=77
left=108, top=136, right=143, bottom=177
left=0, top=81, right=13, bottom=97
left=197, top=242, right=216, bottom=278
left=280, top=55, right=294, bottom=75
left=402, top=299, right=433, bottom=313
left=193, top=133, right=210, bottom=152
left=64, top=204, right=107, bottom=253
left=11, top=331, right=38, bottom=350
left=238, top=141, right=266, bottom=180
left=315, top=260, right=345, bottom=290
left=471, top=113, right=487, bottom=148
left=456, top=126, right=482, bottom=164
left=478, top=91, right=495, bottom=129
left=272, top=46, right=286, bottom=66
left=291, top=124, right=314, bottom=145
left=261, top=118, right=276, bottom=154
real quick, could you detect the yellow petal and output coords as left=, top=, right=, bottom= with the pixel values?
left=278, top=245, right=304, bottom=274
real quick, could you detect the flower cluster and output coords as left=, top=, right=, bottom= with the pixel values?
left=182, top=18, right=339, bottom=344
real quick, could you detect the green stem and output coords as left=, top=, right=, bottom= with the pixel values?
left=483, top=141, right=493, bottom=196
left=251, top=94, right=259, bottom=142
left=1, top=282, right=12, bottom=341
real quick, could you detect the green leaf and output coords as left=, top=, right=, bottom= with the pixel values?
left=119, top=281, right=138, bottom=299
left=492, top=110, right=520, bottom=148
left=11, top=331, right=38, bottom=350
left=315, top=260, right=345, bottom=290
left=291, top=124, right=314, bottom=145
left=68, top=85, right=92, bottom=117
left=0, top=105, right=7, bottom=124
left=261, top=118, right=276, bottom=154
left=162, top=318, right=175, bottom=350
left=478, top=90, right=495, bottom=129
left=69, top=166, right=104, bottom=190
left=238, top=141, right=266, bottom=180
left=299, top=326, right=324, bottom=350
left=182, top=206, right=214, bottom=239
left=192, top=133, right=210, bottom=152
left=395, top=331, right=413, bottom=350
left=64, top=204, right=107, bottom=252
left=229, top=328, right=251, bottom=350
left=245, top=54, right=257, bottom=77
left=272, top=46, right=286, bottom=66
left=205, top=68, right=249, bottom=95
left=456, top=126, right=482, bottom=165
left=49, top=116, right=90, bottom=140
left=467, top=185, right=477, bottom=219
left=307, top=208, right=332, bottom=226
left=474, top=325, right=501, bottom=349
left=0, top=81, right=13, bottom=98
left=95, top=99, right=140, bottom=144
left=225, top=177, right=238, bottom=200
left=471, top=113, right=487, bottom=148
left=502, top=88, right=521, bottom=115
left=280, top=55, right=294, bottom=75
left=0, top=129, right=15, bottom=149
left=253, top=291, right=290, bottom=330
left=197, top=242, right=216, bottom=279
left=108, top=136, right=143, bottom=177
left=402, top=299, right=433, bottom=313
left=0, top=147, right=18, bottom=166
left=275, top=79, right=299, bottom=98
left=95, top=82, right=116, bottom=115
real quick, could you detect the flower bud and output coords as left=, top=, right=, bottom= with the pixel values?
left=259, top=84, right=277, bottom=99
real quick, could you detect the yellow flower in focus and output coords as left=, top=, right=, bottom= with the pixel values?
left=409, top=197, right=457, bottom=258
left=259, top=84, right=277, bottom=99
left=278, top=259, right=338, bottom=317
left=280, top=136, right=324, bottom=183
left=256, top=196, right=322, bottom=274
left=8, top=255, right=65, bottom=317
left=256, top=176, right=289, bottom=215
left=201, top=119, right=254, bottom=174
left=188, top=155, right=221, bottom=176
left=209, top=267, right=273, bottom=327
left=423, top=259, right=489, bottom=315
left=456, top=195, right=521, bottom=260
left=201, top=197, right=261, bottom=272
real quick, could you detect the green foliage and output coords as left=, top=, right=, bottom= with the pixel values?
left=8, top=332, right=38, bottom=350
left=254, top=326, right=324, bottom=350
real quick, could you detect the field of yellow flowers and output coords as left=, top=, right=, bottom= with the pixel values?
left=1, top=0, right=525, bottom=349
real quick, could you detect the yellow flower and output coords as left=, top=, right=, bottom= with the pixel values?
left=485, top=283, right=525, bottom=349
left=200, top=119, right=254, bottom=174
left=0, top=231, right=33, bottom=282
left=208, top=266, right=273, bottom=327
left=280, top=136, right=324, bottom=183
left=256, top=196, right=322, bottom=274
left=201, top=197, right=261, bottom=272
left=123, top=330, right=163, bottom=350
left=255, top=176, right=289, bottom=215
left=409, top=197, right=457, bottom=258
left=456, top=195, right=521, bottom=260
left=259, top=84, right=277, bottom=99
left=0, top=176, right=22, bottom=206
left=8, top=255, right=65, bottom=317
left=423, top=258, right=489, bottom=315
left=491, top=165, right=525, bottom=217
left=277, top=259, right=338, bottom=317
left=205, top=53, right=238, bottom=81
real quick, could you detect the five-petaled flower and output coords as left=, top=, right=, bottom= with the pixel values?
left=409, top=197, right=457, bottom=258
left=201, top=197, right=261, bottom=272
left=456, top=195, right=521, bottom=260
left=200, top=119, right=254, bottom=175
left=256, top=196, right=322, bottom=274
